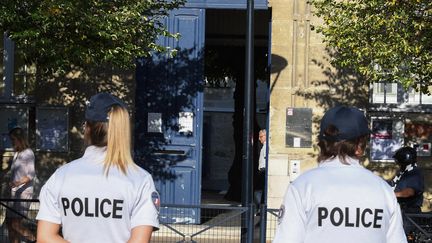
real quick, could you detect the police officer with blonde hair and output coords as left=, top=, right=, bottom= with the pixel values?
left=36, top=93, right=159, bottom=243
left=273, top=105, right=406, bottom=243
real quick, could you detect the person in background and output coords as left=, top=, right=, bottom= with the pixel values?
left=254, top=129, right=267, bottom=208
left=36, top=93, right=159, bottom=243
left=390, top=146, right=424, bottom=239
left=258, top=129, right=267, bottom=173
left=6, top=127, right=36, bottom=243
left=390, top=146, right=424, bottom=213
left=273, top=105, right=406, bottom=243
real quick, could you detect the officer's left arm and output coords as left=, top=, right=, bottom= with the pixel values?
left=130, top=175, right=159, bottom=231
left=127, top=225, right=153, bottom=243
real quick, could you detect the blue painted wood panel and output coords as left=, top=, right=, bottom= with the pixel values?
left=185, top=0, right=268, bottom=9
left=134, top=8, right=205, bottom=224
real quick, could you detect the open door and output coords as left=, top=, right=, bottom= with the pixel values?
left=134, top=8, right=205, bottom=224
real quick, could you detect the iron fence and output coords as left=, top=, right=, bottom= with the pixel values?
left=404, top=213, right=432, bottom=243
left=153, top=204, right=279, bottom=243
left=0, top=198, right=38, bottom=243
left=3, top=199, right=432, bottom=243
left=0, top=199, right=279, bottom=242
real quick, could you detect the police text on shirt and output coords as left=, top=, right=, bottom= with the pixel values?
left=61, top=197, right=124, bottom=219
left=318, top=207, right=383, bottom=228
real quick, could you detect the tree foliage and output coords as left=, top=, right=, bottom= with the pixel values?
left=309, top=0, right=432, bottom=93
left=0, top=0, right=185, bottom=72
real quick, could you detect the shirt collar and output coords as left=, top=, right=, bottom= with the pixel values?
left=319, top=156, right=361, bottom=167
left=82, top=145, right=107, bottom=161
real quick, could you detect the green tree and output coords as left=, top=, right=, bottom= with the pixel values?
left=0, top=0, right=184, bottom=73
left=309, top=0, right=432, bottom=93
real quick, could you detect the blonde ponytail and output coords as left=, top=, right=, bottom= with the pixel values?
left=103, top=106, right=135, bottom=175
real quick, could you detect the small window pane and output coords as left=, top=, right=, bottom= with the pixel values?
left=372, top=83, right=398, bottom=104
left=13, top=52, right=36, bottom=96
left=372, top=83, right=385, bottom=103
left=386, top=83, right=398, bottom=104
left=0, top=38, right=4, bottom=95
left=422, top=86, right=432, bottom=104
left=407, top=87, right=421, bottom=104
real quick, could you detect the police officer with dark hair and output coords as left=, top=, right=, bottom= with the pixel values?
left=391, top=146, right=424, bottom=214
left=273, top=106, right=407, bottom=243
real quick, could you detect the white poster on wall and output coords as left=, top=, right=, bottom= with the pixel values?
left=147, top=113, right=162, bottom=133
left=370, top=118, right=403, bottom=162
left=179, top=112, right=194, bottom=134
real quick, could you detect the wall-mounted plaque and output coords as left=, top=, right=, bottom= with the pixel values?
left=179, top=112, right=194, bottom=134
left=286, top=108, right=312, bottom=148
left=147, top=112, right=162, bottom=133
left=36, top=107, right=69, bottom=152
left=370, top=118, right=403, bottom=162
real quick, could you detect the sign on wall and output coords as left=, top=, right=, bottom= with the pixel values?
left=147, top=112, right=163, bottom=133
left=36, top=107, right=69, bottom=152
left=285, top=108, right=312, bottom=148
left=370, top=118, right=404, bottom=162
left=405, top=122, right=432, bottom=157
left=0, top=106, right=29, bottom=151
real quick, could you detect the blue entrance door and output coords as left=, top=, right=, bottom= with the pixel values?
left=134, top=8, right=205, bottom=223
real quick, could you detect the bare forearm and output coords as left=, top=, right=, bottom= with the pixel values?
left=127, top=225, right=153, bottom=243
left=37, top=221, right=69, bottom=243
left=10, top=176, right=31, bottom=187
left=395, top=188, right=415, bottom=198
left=37, top=235, right=69, bottom=243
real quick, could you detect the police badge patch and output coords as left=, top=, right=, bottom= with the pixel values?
left=278, top=205, right=285, bottom=225
left=151, top=191, right=160, bottom=212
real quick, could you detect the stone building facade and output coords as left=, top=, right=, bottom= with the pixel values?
left=266, top=0, right=432, bottom=211
left=2, top=0, right=432, bottom=212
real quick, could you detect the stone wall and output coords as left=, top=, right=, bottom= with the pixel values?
left=0, top=67, right=134, bottom=195
left=267, top=0, right=325, bottom=209
left=267, top=0, right=432, bottom=212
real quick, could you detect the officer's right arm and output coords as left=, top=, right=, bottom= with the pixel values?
left=272, top=184, right=306, bottom=243
left=130, top=174, right=160, bottom=231
left=37, top=221, right=69, bottom=243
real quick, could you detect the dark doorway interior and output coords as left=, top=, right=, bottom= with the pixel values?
left=202, top=9, right=270, bottom=204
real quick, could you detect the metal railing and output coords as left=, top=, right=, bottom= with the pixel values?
left=5, top=199, right=432, bottom=243
left=404, top=213, right=432, bottom=243
left=0, top=198, right=38, bottom=243
left=0, top=199, right=280, bottom=242
left=4, top=199, right=432, bottom=243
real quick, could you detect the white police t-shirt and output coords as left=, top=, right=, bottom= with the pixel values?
left=273, top=157, right=407, bottom=243
left=36, top=146, right=159, bottom=243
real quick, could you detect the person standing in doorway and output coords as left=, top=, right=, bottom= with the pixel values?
left=36, top=93, right=159, bottom=243
left=273, top=105, right=406, bottom=243
left=254, top=129, right=267, bottom=207
left=258, top=129, right=267, bottom=173
left=6, top=127, right=36, bottom=243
